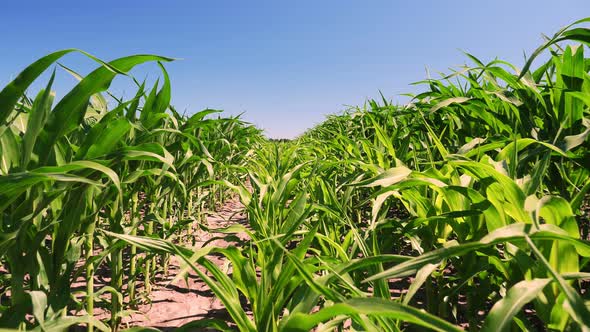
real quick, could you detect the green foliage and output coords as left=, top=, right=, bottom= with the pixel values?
left=1, top=17, right=590, bottom=332
left=0, top=51, right=262, bottom=330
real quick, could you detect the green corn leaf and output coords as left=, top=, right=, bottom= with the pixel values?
left=402, top=263, right=439, bottom=305
left=57, top=62, right=108, bottom=113
left=75, top=118, right=132, bottom=159
left=481, top=279, right=552, bottom=332
left=29, top=316, right=110, bottom=332
left=0, top=49, right=69, bottom=125
left=176, top=319, right=233, bottom=332
left=520, top=17, right=590, bottom=78
left=429, top=96, right=470, bottom=113
left=364, top=223, right=590, bottom=282
left=0, top=48, right=131, bottom=124
left=0, top=126, right=20, bottom=173
left=354, top=166, right=412, bottom=187
left=21, top=70, right=55, bottom=169
left=280, top=297, right=463, bottom=332
left=45, top=54, right=173, bottom=147
left=525, top=236, right=590, bottom=330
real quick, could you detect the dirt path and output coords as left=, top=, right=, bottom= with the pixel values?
left=119, top=196, right=248, bottom=330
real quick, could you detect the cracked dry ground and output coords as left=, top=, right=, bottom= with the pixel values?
left=121, top=196, right=249, bottom=330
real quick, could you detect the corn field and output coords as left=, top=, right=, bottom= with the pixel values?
left=1, top=17, right=590, bottom=332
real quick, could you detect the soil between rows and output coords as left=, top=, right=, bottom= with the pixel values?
left=75, top=195, right=250, bottom=331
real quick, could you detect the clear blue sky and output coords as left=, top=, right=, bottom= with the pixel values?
left=1, top=1, right=589, bottom=138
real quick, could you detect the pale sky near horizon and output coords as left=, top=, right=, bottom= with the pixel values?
left=1, top=1, right=589, bottom=138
